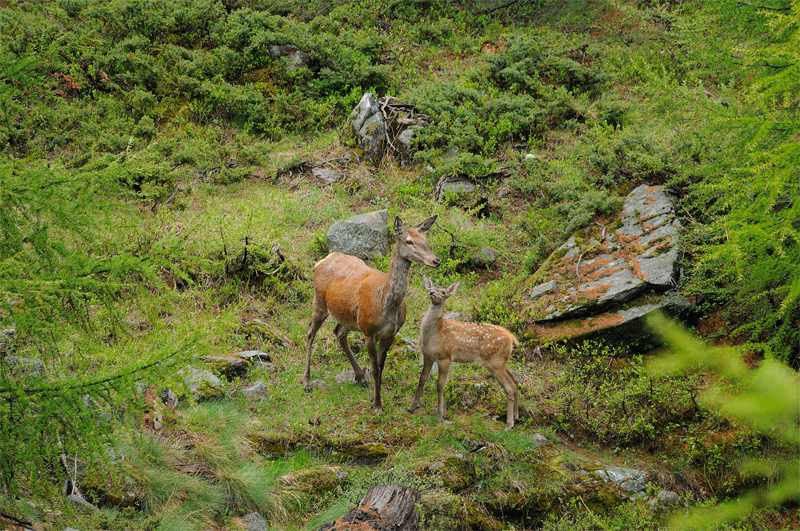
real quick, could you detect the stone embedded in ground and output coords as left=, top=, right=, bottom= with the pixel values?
left=242, top=380, right=269, bottom=400
left=312, top=167, right=340, bottom=183
left=241, top=512, right=269, bottom=531
left=647, top=489, right=681, bottom=511
left=339, top=442, right=391, bottom=465
left=526, top=184, right=682, bottom=324
left=470, top=247, right=497, bottom=269
left=268, top=44, right=310, bottom=72
left=326, top=209, right=392, bottom=260
left=178, top=366, right=224, bottom=401
left=237, top=349, right=272, bottom=363
left=530, top=433, right=551, bottom=449
left=347, top=93, right=386, bottom=164
left=4, top=356, right=44, bottom=378
left=240, top=320, right=295, bottom=347
left=203, top=355, right=249, bottom=379
left=277, top=466, right=349, bottom=494
left=335, top=366, right=372, bottom=384
left=435, top=175, right=476, bottom=201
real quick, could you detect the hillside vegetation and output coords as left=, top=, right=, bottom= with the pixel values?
left=0, top=1, right=798, bottom=530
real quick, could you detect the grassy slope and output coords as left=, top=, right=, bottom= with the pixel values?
left=1, top=0, right=797, bottom=530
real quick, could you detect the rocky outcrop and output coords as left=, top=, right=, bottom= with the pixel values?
left=526, top=185, right=690, bottom=344
left=347, top=93, right=387, bottom=164
left=268, top=44, right=310, bottom=71
left=344, top=94, right=430, bottom=165
left=278, top=466, right=349, bottom=494
left=326, top=209, right=391, bottom=259
left=178, top=366, right=224, bottom=401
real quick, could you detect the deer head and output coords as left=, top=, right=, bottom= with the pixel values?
left=394, top=215, right=441, bottom=268
left=423, top=275, right=460, bottom=305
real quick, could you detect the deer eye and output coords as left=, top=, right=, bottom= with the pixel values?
left=406, top=240, right=413, bottom=245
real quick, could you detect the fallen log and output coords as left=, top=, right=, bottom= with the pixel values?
left=318, top=484, right=420, bottom=531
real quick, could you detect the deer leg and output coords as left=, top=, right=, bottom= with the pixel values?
left=303, top=302, right=329, bottom=391
left=334, top=324, right=368, bottom=385
left=506, top=368, right=520, bottom=420
left=488, top=367, right=518, bottom=429
left=435, top=360, right=452, bottom=421
left=366, top=337, right=383, bottom=414
left=408, top=355, right=435, bottom=413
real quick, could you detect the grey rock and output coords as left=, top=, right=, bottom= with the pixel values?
left=648, top=489, right=681, bottom=511
left=242, top=380, right=269, bottom=400
left=594, top=465, right=649, bottom=494
left=5, top=356, right=44, bottom=377
left=238, top=350, right=272, bottom=363
left=204, top=356, right=249, bottom=379
left=530, top=280, right=558, bottom=300
left=309, top=379, right=326, bottom=388
left=470, top=247, right=497, bottom=269
left=335, top=366, right=372, bottom=384
left=436, top=176, right=476, bottom=201
left=241, top=511, right=269, bottom=531
left=253, top=360, right=279, bottom=372
left=326, top=209, right=391, bottom=259
left=67, top=493, right=99, bottom=513
left=268, top=44, right=309, bottom=71
left=0, top=328, right=15, bottom=354
left=348, top=93, right=386, bottom=164
left=240, top=319, right=293, bottom=347
left=312, top=167, right=340, bottom=184
left=161, top=389, right=178, bottom=408
left=178, top=366, right=224, bottom=401
left=530, top=433, right=551, bottom=449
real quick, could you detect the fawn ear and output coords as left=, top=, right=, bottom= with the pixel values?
left=414, top=214, right=438, bottom=233
left=446, top=281, right=461, bottom=296
left=423, top=275, right=434, bottom=290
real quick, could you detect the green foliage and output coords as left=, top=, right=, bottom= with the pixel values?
left=553, top=341, right=703, bottom=446
left=646, top=313, right=800, bottom=530
left=670, top=1, right=800, bottom=363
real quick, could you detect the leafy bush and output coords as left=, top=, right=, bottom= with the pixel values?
left=553, top=342, right=703, bottom=446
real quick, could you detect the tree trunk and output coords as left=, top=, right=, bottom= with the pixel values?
left=318, top=485, right=420, bottom=531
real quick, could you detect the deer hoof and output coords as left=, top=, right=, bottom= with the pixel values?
left=304, top=386, right=313, bottom=393
left=406, top=405, right=418, bottom=413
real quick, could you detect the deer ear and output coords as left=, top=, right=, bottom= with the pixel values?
left=423, top=275, right=434, bottom=290
left=446, top=281, right=461, bottom=296
left=414, top=214, right=438, bottom=233
left=394, top=216, right=403, bottom=237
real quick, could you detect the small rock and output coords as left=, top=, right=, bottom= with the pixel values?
left=648, top=489, right=681, bottom=511
left=470, top=247, right=497, bottom=269
left=161, top=389, right=178, bottom=408
left=67, top=493, right=99, bottom=513
left=238, top=350, right=272, bottom=363
left=204, top=356, right=249, bottom=379
left=178, top=366, right=224, bottom=401
left=5, top=356, right=44, bottom=378
left=241, top=511, right=269, bottom=531
left=242, top=380, right=269, bottom=400
left=253, top=360, right=279, bottom=372
left=530, top=280, right=558, bottom=300
left=530, top=433, right=551, bottom=449
left=0, top=328, right=15, bottom=354
left=277, top=466, right=349, bottom=494
left=309, top=380, right=326, bottom=388
left=335, top=366, right=372, bottom=385
left=312, top=167, right=340, bottom=183
left=240, top=320, right=294, bottom=347
left=268, top=44, right=310, bottom=71
left=436, top=176, right=476, bottom=201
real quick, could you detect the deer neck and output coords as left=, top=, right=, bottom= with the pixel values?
left=381, top=244, right=411, bottom=316
left=419, top=300, right=445, bottom=346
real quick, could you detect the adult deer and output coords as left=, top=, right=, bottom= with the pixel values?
left=409, top=276, right=520, bottom=428
left=304, top=215, right=440, bottom=413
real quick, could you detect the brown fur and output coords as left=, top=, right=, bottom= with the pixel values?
left=409, top=276, right=520, bottom=428
left=304, top=215, right=440, bottom=413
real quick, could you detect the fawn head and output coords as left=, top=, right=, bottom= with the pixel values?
left=423, top=275, right=461, bottom=305
left=395, top=215, right=441, bottom=268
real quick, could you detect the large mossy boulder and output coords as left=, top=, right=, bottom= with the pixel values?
left=525, top=184, right=691, bottom=345
left=345, top=93, right=386, bottom=164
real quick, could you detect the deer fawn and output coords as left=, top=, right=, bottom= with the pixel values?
left=409, top=276, right=520, bottom=428
left=304, top=215, right=440, bottom=413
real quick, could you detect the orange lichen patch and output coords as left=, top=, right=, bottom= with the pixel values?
left=576, top=283, right=612, bottom=299
left=535, top=313, right=626, bottom=343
